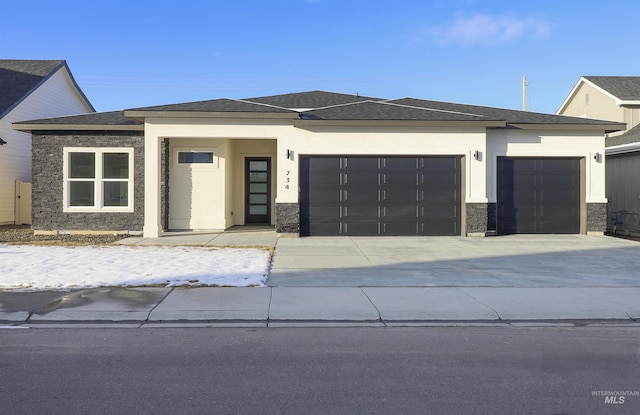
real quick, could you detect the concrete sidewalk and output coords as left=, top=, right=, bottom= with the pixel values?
left=1, top=286, right=639, bottom=328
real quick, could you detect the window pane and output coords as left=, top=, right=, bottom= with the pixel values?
left=249, top=205, right=267, bottom=215
left=69, top=153, right=95, bottom=178
left=178, top=151, right=214, bottom=164
left=104, top=182, right=128, bottom=206
left=103, top=153, right=129, bottom=179
left=250, top=183, right=267, bottom=193
left=249, top=161, right=268, bottom=171
left=69, top=182, right=94, bottom=206
left=249, top=172, right=268, bottom=182
left=249, top=194, right=267, bottom=204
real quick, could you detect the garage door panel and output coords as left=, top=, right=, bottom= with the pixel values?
left=419, top=221, right=459, bottom=236
left=306, top=205, right=342, bottom=222
left=383, top=157, right=418, bottom=170
left=382, top=189, right=418, bottom=203
left=306, top=173, right=342, bottom=186
left=345, top=222, right=380, bottom=235
left=420, top=173, right=459, bottom=187
left=382, top=173, right=418, bottom=186
left=382, top=222, right=419, bottom=235
left=300, top=156, right=461, bottom=236
left=420, top=205, right=458, bottom=220
left=308, top=189, right=342, bottom=203
left=344, top=173, right=379, bottom=186
left=303, top=157, right=341, bottom=170
left=382, top=205, right=418, bottom=220
left=344, top=157, right=378, bottom=170
left=345, top=189, right=380, bottom=203
left=420, top=157, right=459, bottom=170
left=345, top=205, right=379, bottom=220
left=497, top=157, right=580, bottom=235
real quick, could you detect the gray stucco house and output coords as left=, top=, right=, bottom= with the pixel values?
left=14, top=91, right=623, bottom=238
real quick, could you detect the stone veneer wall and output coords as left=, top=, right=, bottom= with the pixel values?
left=32, top=131, right=145, bottom=232
left=275, top=203, right=300, bottom=234
left=465, top=202, right=488, bottom=235
left=586, top=202, right=607, bottom=234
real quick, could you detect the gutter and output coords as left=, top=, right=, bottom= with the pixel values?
left=606, top=142, right=640, bottom=155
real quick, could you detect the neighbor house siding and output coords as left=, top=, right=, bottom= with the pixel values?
left=32, top=131, right=145, bottom=232
left=0, top=67, right=93, bottom=224
left=559, top=82, right=624, bottom=122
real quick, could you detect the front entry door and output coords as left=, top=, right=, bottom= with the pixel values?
left=245, top=158, right=271, bottom=224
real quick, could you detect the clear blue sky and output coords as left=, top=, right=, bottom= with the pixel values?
left=3, top=0, right=639, bottom=114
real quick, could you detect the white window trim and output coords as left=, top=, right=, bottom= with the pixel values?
left=63, top=147, right=134, bottom=213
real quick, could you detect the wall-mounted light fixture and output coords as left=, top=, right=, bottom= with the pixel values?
left=593, top=152, right=602, bottom=163
left=0, top=138, right=6, bottom=145
left=286, top=149, right=294, bottom=160
left=473, top=150, right=482, bottom=161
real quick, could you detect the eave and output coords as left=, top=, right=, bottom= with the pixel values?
left=507, top=122, right=626, bottom=133
left=294, top=119, right=507, bottom=128
left=12, top=123, right=144, bottom=132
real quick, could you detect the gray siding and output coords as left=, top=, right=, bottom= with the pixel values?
left=606, top=152, right=640, bottom=235
left=32, top=131, right=145, bottom=232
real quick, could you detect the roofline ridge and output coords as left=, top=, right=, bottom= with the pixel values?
left=233, top=97, right=297, bottom=112
left=382, top=98, right=485, bottom=118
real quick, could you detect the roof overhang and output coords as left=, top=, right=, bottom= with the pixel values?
left=12, top=122, right=144, bottom=132
left=508, top=122, right=626, bottom=133
left=124, top=110, right=299, bottom=123
left=294, top=119, right=507, bottom=128
left=606, top=142, right=640, bottom=155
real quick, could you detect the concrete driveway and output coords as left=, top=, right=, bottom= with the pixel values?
left=268, top=235, right=640, bottom=287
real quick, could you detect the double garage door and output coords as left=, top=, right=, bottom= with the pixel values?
left=299, top=156, right=582, bottom=236
left=300, top=156, right=461, bottom=236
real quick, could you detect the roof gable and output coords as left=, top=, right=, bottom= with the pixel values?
left=583, top=76, right=640, bottom=102
left=0, top=59, right=67, bottom=118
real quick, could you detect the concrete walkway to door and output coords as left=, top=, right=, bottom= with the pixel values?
left=268, top=235, right=640, bottom=288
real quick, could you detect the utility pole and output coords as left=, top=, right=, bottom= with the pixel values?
left=522, top=75, right=528, bottom=111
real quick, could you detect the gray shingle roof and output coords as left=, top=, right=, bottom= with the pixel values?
left=245, top=90, right=382, bottom=110
left=0, top=59, right=66, bottom=118
left=15, top=90, right=625, bottom=131
left=390, top=98, right=622, bottom=126
left=128, top=98, right=296, bottom=113
left=16, top=111, right=140, bottom=127
left=303, top=100, right=493, bottom=121
left=584, top=76, right=640, bottom=101
left=607, top=124, right=640, bottom=147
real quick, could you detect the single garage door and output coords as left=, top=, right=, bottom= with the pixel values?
left=497, top=157, right=581, bottom=234
left=300, top=156, right=461, bottom=236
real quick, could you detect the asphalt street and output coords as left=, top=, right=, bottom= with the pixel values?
left=1, top=326, right=639, bottom=415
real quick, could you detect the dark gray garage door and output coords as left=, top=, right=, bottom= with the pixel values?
left=300, top=156, right=461, bottom=236
left=497, top=157, right=580, bottom=234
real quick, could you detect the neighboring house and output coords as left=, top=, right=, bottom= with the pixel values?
left=558, top=76, right=640, bottom=235
left=14, top=91, right=623, bottom=238
left=0, top=59, right=94, bottom=225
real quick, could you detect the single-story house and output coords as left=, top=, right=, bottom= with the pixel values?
left=557, top=76, right=640, bottom=236
left=0, top=59, right=94, bottom=225
left=14, top=91, right=624, bottom=237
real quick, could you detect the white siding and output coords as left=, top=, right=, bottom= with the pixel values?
left=0, top=67, right=93, bottom=223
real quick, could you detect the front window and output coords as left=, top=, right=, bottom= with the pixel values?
left=64, top=148, right=134, bottom=212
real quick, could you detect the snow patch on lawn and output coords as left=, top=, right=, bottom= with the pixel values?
left=0, top=244, right=271, bottom=290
